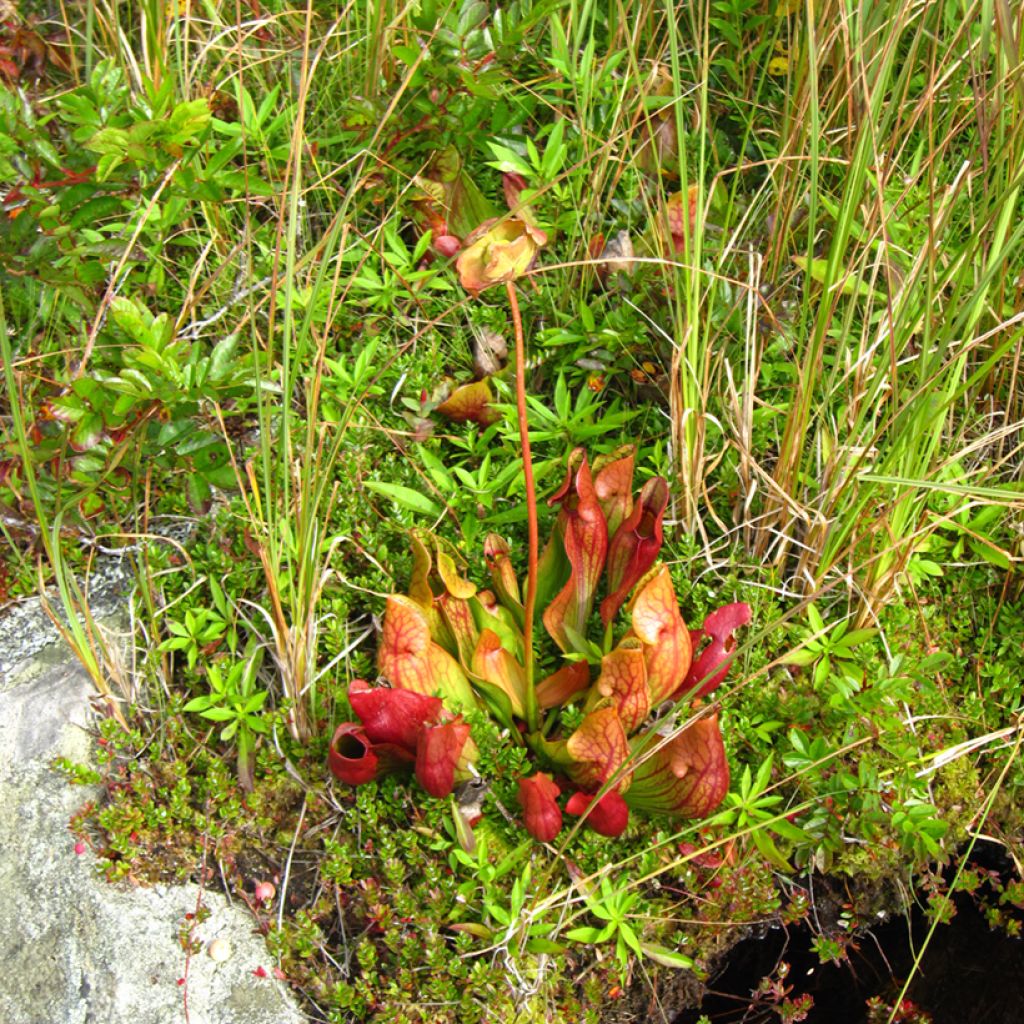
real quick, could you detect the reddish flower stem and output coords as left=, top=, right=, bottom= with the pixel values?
left=507, top=280, right=539, bottom=733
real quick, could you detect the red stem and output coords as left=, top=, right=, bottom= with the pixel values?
left=507, top=280, right=539, bottom=732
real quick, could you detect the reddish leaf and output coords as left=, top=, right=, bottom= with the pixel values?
left=378, top=594, right=477, bottom=711
left=471, top=628, right=526, bottom=718
left=502, top=172, right=529, bottom=211
left=379, top=592, right=437, bottom=676
left=407, top=531, right=451, bottom=636
left=566, top=706, right=632, bottom=791
left=78, top=491, right=105, bottom=519
left=328, top=724, right=417, bottom=785
left=412, top=146, right=496, bottom=245
left=678, top=602, right=752, bottom=700
left=415, top=717, right=472, bottom=797
left=600, top=476, right=669, bottom=625
left=500, top=172, right=547, bottom=240
left=565, top=790, right=630, bottom=837
left=592, top=446, right=636, bottom=539
left=665, top=186, right=699, bottom=252
left=328, top=724, right=379, bottom=785
left=439, top=592, right=480, bottom=668
left=418, top=202, right=448, bottom=241
left=627, top=566, right=692, bottom=704
left=435, top=234, right=461, bottom=257
left=625, top=714, right=730, bottom=819
left=637, top=114, right=680, bottom=177
left=535, top=661, right=591, bottom=709
left=593, top=639, right=650, bottom=734
left=436, top=379, right=500, bottom=425
left=677, top=842, right=725, bottom=871
left=483, top=533, right=523, bottom=626
left=407, top=531, right=478, bottom=660
left=348, top=678, right=442, bottom=749
left=434, top=543, right=477, bottom=599
left=518, top=773, right=563, bottom=842
left=543, top=449, right=609, bottom=653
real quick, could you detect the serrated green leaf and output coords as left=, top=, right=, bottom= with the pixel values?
left=217, top=170, right=276, bottom=196
left=201, top=464, right=237, bottom=490
left=168, top=98, right=212, bottom=139
left=813, top=657, right=831, bottom=687
left=485, top=142, right=533, bottom=177
left=158, top=637, right=191, bottom=652
left=772, top=817, right=813, bottom=843
left=618, top=923, right=642, bottom=956
left=392, top=43, right=422, bottom=65
left=417, top=445, right=455, bottom=491
left=86, top=126, right=129, bottom=156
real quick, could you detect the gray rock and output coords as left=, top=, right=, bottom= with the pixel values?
left=0, top=554, right=133, bottom=690
left=0, top=520, right=199, bottom=691
left=0, top=660, right=95, bottom=764
left=0, top=653, right=306, bottom=1024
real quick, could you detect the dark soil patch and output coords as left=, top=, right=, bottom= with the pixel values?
left=676, top=846, right=1024, bottom=1024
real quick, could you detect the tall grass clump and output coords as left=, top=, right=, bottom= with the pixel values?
left=564, top=0, right=1024, bottom=614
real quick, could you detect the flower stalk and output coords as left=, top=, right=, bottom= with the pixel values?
left=507, top=279, right=540, bottom=733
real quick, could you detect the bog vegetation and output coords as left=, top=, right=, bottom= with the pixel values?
left=2, top=1, right=1024, bottom=1022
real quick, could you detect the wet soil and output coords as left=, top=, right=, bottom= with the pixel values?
left=676, top=846, right=1024, bottom=1024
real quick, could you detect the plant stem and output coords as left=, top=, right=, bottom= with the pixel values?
left=507, top=280, right=539, bottom=733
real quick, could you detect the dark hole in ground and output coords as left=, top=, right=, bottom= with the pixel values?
left=675, top=844, right=1024, bottom=1024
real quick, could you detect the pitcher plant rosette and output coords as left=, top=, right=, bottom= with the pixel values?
left=330, top=445, right=751, bottom=841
